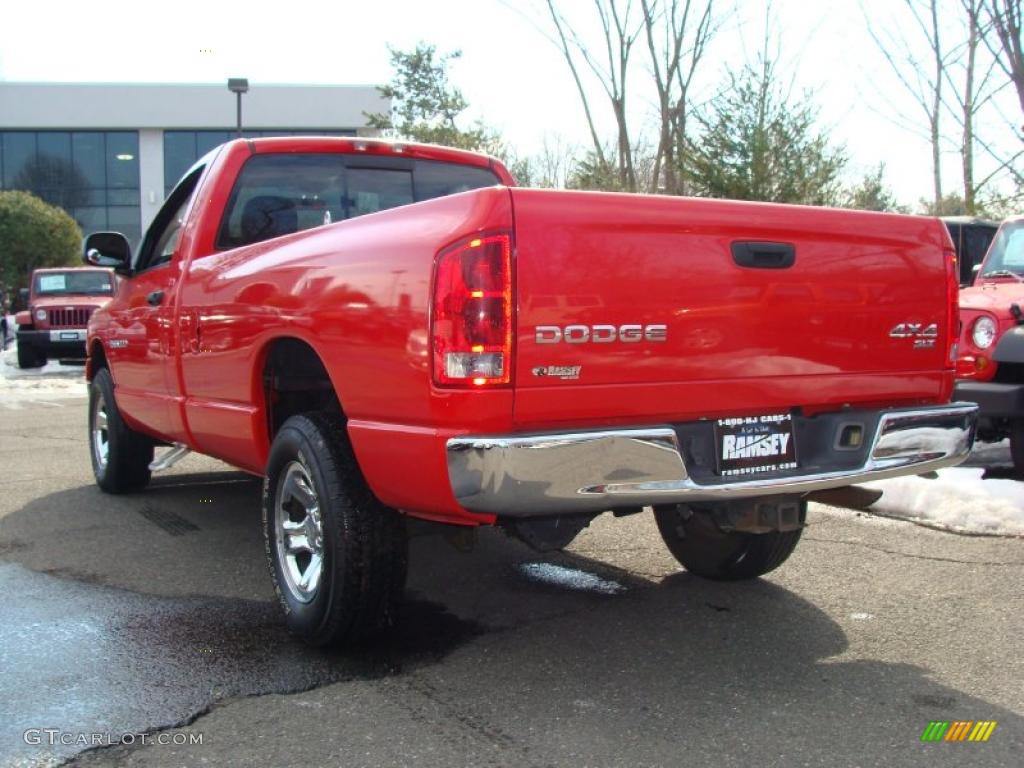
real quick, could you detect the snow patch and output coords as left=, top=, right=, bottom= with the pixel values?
left=0, top=345, right=87, bottom=405
left=864, top=465, right=1024, bottom=537
left=960, top=438, right=1014, bottom=468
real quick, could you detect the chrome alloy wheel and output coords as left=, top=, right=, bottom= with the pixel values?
left=91, top=390, right=110, bottom=471
left=275, top=461, right=325, bottom=603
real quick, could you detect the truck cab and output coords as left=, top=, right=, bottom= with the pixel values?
left=14, top=267, right=115, bottom=369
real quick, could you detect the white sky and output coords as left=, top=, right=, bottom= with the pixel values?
left=0, top=0, right=1019, bottom=207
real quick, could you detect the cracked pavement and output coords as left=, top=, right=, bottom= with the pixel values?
left=0, top=397, right=1021, bottom=767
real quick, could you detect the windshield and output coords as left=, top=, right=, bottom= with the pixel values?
left=34, top=271, right=113, bottom=296
left=980, top=220, right=1024, bottom=278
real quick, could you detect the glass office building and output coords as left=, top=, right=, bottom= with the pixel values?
left=0, top=130, right=143, bottom=242
left=0, top=83, right=386, bottom=246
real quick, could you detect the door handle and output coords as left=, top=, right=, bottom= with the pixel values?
left=146, top=290, right=164, bottom=306
left=731, top=241, right=796, bottom=269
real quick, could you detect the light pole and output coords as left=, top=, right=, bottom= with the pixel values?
left=227, top=78, right=249, bottom=138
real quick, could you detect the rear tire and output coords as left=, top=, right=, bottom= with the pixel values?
left=17, top=340, right=44, bottom=369
left=262, top=412, right=407, bottom=647
left=1011, top=420, right=1024, bottom=476
left=89, top=368, right=154, bottom=493
left=654, top=502, right=805, bottom=581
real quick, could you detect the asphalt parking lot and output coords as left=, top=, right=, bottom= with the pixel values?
left=1, top=392, right=1022, bottom=768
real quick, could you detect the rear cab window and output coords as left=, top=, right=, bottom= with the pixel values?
left=216, top=154, right=501, bottom=250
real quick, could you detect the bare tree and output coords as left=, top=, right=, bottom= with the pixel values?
left=965, top=2, right=982, bottom=210
left=868, top=0, right=949, bottom=207
left=935, top=0, right=1021, bottom=213
left=944, top=0, right=1010, bottom=212
left=546, top=1, right=611, bottom=176
left=525, top=134, right=580, bottom=188
left=546, top=1, right=644, bottom=191
left=869, top=0, right=1022, bottom=212
left=949, top=0, right=1024, bottom=212
left=986, top=0, right=1024, bottom=123
left=597, top=0, right=643, bottom=190
left=640, top=0, right=721, bottom=194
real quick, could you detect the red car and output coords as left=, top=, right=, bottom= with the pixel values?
left=14, top=267, right=115, bottom=368
left=82, top=137, right=977, bottom=647
left=953, top=215, right=1024, bottom=472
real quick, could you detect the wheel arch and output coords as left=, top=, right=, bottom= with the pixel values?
left=255, top=335, right=345, bottom=452
left=86, top=339, right=108, bottom=381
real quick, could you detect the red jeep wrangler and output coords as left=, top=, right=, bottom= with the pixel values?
left=15, top=267, right=115, bottom=369
left=954, top=215, right=1024, bottom=472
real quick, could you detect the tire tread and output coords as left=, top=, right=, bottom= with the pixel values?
left=89, top=368, right=153, bottom=493
left=264, top=412, right=406, bottom=647
left=1010, top=420, right=1024, bottom=477
left=17, top=340, right=44, bottom=369
left=654, top=503, right=803, bottom=581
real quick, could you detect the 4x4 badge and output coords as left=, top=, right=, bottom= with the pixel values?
left=889, top=323, right=938, bottom=339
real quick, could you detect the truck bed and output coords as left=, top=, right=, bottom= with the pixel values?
left=511, top=189, right=955, bottom=428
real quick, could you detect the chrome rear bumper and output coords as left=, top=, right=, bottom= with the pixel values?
left=446, top=403, right=978, bottom=517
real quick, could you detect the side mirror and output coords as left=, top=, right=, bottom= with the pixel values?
left=18, top=287, right=29, bottom=303
left=973, top=263, right=983, bottom=274
left=84, top=232, right=132, bottom=275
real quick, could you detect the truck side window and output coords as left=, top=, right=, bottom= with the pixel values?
left=151, top=197, right=191, bottom=266
left=136, top=167, right=203, bottom=272
left=217, top=154, right=346, bottom=250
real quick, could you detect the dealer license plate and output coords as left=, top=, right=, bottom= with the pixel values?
left=714, top=413, right=798, bottom=477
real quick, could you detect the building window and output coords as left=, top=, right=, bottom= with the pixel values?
left=163, top=130, right=232, bottom=195
left=163, top=129, right=357, bottom=195
left=0, top=130, right=141, bottom=244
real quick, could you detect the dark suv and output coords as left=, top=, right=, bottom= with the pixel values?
left=942, top=216, right=1000, bottom=286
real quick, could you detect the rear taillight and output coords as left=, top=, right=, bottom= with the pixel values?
left=431, top=233, right=513, bottom=387
left=945, top=248, right=959, bottom=368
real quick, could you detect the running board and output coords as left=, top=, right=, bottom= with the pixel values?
left=149, top=443, right=191, bottom=472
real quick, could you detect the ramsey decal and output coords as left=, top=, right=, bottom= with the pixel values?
left=715, top=413, right=798, bottom=476
left=721, top=432, right=791, bottom=461
left=532, top=365, right=582, bottom=380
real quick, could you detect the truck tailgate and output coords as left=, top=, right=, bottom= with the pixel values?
left=511, top=189, right=953, bottom=427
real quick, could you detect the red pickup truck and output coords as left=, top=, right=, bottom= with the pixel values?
left=83, top=137, right=977, bottom=647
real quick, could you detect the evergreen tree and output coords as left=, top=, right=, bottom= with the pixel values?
left=367, top=43, right=496, bottom=152
left=684, top=56, right=846, bottom=205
